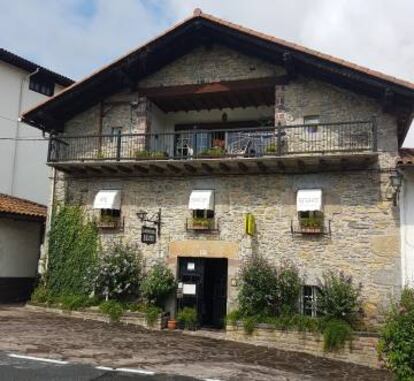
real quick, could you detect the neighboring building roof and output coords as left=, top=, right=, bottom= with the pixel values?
left=398, top=149, right=414, bottom=167
left=0, top=193, right=47, bottom=220
left=0, top=48, right=74, bottom=87
left=21, top=9, right=414, bottom=144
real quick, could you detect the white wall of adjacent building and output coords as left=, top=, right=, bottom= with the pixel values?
left=0, top=218, right=42, bottom=278
left=0, top=60, right=65, bottom=205
left=400, top=169, right=414, bottom=288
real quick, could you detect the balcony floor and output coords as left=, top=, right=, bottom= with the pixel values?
left=51, top=152, right=378, bottom=177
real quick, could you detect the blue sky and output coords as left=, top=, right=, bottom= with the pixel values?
left=2, top=0, right=414, bottom=145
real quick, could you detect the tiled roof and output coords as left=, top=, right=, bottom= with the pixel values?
left=0, top=193, right=47, bottom=219
left=0, top=48, right=74, bottom=87
left=397, top=149, right=414, bottom=167
left=197, top=10, right=414, bottom=90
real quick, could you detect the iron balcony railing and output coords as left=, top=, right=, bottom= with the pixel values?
left=47, top=120, right=376, bottom=163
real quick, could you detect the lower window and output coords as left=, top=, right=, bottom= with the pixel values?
left=301, top=285, right=320, bottom=317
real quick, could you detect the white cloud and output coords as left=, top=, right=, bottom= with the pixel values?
left=1, top=0, right=413, bottom=145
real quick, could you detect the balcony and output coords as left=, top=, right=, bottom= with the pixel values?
left=48, top=120, right=378, bottom=176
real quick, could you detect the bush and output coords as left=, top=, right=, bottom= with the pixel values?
left=140, top=263, right=176, bottom=307
left=238, top=256, right=301, bottom=316
left=378, top=288, right=414, bottom=380
left=317, top=271, right=362, bottom=325
left=144, top=305, right=162, bottom=327
left=323, top=319, right=353, bottom=351
left=99, top=300, right=124, bottom=322
left=238, top=255, right=278, bottom=316
left=46, top=205, right=98, bottom=296
left=225, top=310, right=243, bottom=327
left=177, top=307, right=198, bottom=330
left=58, top=294, right=98, bottom=311
left=91, top=243, right=143, bottom=301
left=31, top=285, right=53, bottom=305
left=242, top=316, right=257, bottom=335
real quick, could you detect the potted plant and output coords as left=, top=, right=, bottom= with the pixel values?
left=265, top=143, right=277, bottom=154
left=191, top=217, right=214, bottom=230
left=198, top=147, right=225, bottom=158
left=98, top=214, right=119, bottom=229
left=177, top=307, right=198, bottom=330
left=300, top=215, right=324, bottom=234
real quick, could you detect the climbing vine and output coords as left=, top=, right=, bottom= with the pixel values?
left=45, top=205, right=98, bottom=296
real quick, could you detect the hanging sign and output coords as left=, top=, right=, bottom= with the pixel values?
left=141, top=226, right=156, bottom=244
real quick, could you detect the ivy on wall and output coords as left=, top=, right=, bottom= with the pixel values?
left=45, top=205, right=98, bottom=296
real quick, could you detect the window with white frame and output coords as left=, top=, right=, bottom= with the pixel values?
left=301, top=285, right=320, bottom=317
left=304, top=115, right=319, bottom=133
left=188, top=190, right=215, bottom=227
left=297, top=189, right=324, bottom=231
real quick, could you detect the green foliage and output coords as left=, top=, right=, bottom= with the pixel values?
left=238, top=256, right=301, bottom=316
left=46, top=205, right=98, bottom=296
left=225, top=309, right=243, bottom=327
left=91, top=242, right=143, bottom=301
left=135, top=150, right=167, bottom=159
left=144, top=305, right=162, bottom=327
left=242, top=316, right=257, bottom=335
left=198, top=147, right=225, bottom=158
left=31, top=285, right=53, bottom=305
left=265, top=143, right=277, bottom=153
left=177, top=307, right=198, bottom=330
left=378, top=287, right=414, bottom=380
left=323, top=319, right=353, bottom=352
left=140, top=263, right=176, bottom=307
left=317, top=271, right=362, bottom=325
left=58, top=294, right=99, bottom=311
left=191, top=217, right=214, bottom=229
left=99, top=300, right=124, bottom=322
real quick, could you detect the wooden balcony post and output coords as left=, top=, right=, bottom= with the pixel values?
left=116, top=130, right=122, bottom=161
left=372, top=116, right=378, bottom=152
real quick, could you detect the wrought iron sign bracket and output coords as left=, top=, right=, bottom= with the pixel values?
left=137, top=208, right=161, bottom=237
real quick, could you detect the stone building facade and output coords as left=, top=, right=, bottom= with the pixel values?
left=24, top=11, right=414, bottom=328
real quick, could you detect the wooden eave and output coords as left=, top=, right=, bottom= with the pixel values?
left=21, top=12, right=414, bottom=144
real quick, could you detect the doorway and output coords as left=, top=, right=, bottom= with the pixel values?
left=177, top=257, right=228, bottom=328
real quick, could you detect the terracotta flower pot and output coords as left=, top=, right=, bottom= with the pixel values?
left=167, top=320, right=177, bottom=330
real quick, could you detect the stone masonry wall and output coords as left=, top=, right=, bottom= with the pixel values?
left=57, top=170, right=400, bottom=324
left=51, top=43, right=402, bottom=326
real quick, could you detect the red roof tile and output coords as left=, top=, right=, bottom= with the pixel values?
left=0, top=194, right=47, bottom=219
left=397, top=149, right=414, bottom=167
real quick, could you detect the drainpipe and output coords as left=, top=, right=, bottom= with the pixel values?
left=10, top=67, right=40, bottom=196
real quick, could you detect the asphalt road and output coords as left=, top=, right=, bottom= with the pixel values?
left=0, top=352, right=198, bottom=381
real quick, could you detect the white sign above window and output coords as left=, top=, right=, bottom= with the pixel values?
left=188, top=190, right=214, bottom=210
left=297, top=189, right=322, bottom=212
left=93, top=190, right=121, bottom=210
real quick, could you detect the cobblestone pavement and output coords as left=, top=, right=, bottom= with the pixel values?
left=0, top=305, right=391, bottom=381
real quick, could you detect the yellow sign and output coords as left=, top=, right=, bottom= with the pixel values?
left=245, top=213, right=256, bottom=236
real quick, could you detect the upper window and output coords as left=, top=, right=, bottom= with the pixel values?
left=297, top=189, right=324, bottom=233
left=304, top=115, right=319, bottom=133
left=29, top=76, right=55, bottom=96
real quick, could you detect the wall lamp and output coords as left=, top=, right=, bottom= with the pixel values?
left=390, top=172, right=403, bottom=206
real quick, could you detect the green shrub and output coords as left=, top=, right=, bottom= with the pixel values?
left=242, top=316, right=257, bottom=335
left=378, top=287, right=414, bottom=380
left=99, top=300, right=124, bottom=322
left=31, top=285, right=53, bottom=305
left=177, top=307, right=198, bottom=330
left=317, top=271, right=362, bottom=325
left=238, top=256, right=301, bottom=316
left=58, top=294, right=98, bottom=311
left=225, top=309, right=243, bottom=327
left=46, top=205, right=98, bottom=296
left=140, top=263, right=176, bottom=307
left=144, top=305, right=162, bottom=327
left=277, top=261, right=302, bottom=315
left=323, top=319, right=353, bottom=352
left=238, top=255, right=278, bottom=316
left=91, top=243, right=143, bottom=301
